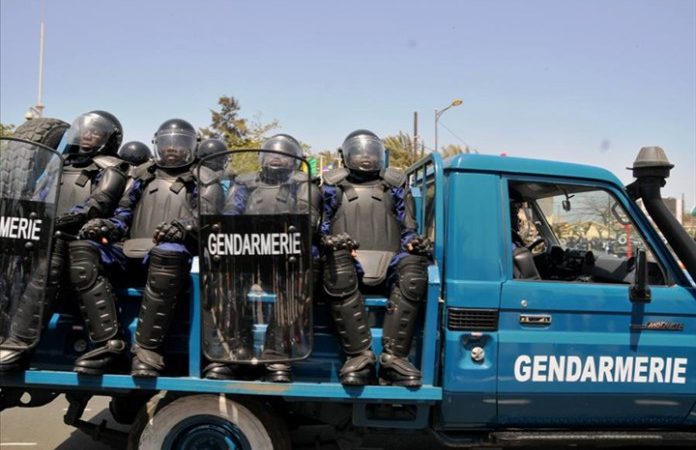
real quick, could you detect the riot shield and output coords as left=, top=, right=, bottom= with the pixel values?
left=199, top=149, right=314, bottom=364
left=0, top=137, right=62, bottom=349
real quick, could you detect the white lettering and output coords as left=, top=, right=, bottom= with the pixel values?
left=648, top=357, right=665, bottom=383
left=532, top=355, right=548, bottom=382
left=615, top=357, right=633, bottom=382
left=580, top=357, right=597, bottom=382
left=634, top=356, right=649, bottom=383
left=673, top=358, right=687, bottom=384
left=566, top=356, right=582, bottom=382
left=514, top=355, right=532, bottom=382
left=598, top=356, right=614, bottom=382
left=548, top=355, right=565, bottom=382
left=207, top=232, right=303, bottom=256
left=0, top=216, right=43, bottom=241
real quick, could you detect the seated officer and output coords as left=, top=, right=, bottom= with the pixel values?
left=204, top=134, right=321, bottom=382
left=70, top=119, right=223, bottom=376
left=320, top=130, right=431, bottom=387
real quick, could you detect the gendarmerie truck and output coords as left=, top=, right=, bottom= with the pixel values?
left=1, top=126, right=694, bottom=449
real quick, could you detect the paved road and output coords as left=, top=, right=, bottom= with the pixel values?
left=0, top=396, right=690, bottom=449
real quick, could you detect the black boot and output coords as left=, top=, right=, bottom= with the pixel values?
left=261, top=314, right=292, bottom=383
left=377, top=255, right=427, bottom=387
left=130, top=247, right=187, bottom=377
left=70, top=242, right=124, bottom=375
left=203, top=362, right=239, bottom=380
left=339, top=349, right=376, bottom=386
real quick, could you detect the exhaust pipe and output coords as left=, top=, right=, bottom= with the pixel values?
left=626, top=146, right=696, bottom=281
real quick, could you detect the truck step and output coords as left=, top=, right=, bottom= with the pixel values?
left=431, top=429, right=696, bottom=448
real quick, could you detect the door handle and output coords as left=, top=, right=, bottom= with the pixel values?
left=519, top=314, right=552, bottom=326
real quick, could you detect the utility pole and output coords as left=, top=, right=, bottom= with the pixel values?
left=413, top=111, right=418, bottom=165
left=25, top=3, right=46, bottom=120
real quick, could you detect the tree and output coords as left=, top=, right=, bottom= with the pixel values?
left=382, top=132, right=418, bottom=169
left=200, top=96, right=280, bottom=172
left=0, top=123, right=15, bottom=137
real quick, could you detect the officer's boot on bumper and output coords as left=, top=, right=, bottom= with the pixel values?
left=324, top=247, right=376, bottom=385
left=131, top=247, right=185, bottom=377
left=70, top=241, right=125, bottom=375
left=378, top=255, right=428, bottom=387
left=262, top=319, right=292, bottom=383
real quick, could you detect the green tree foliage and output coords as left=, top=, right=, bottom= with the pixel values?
left=200, top=96, right=280, bottom=173
left=382, top=132, right=418, bottom=169
left=0, top=123, right=15, bottom=137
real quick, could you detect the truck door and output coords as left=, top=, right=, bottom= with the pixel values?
left=497, top=178, right=696, bottom=426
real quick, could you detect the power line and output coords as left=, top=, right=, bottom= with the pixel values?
left=438, top=120, right=469, bottom=147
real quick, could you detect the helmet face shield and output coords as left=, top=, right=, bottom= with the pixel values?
left=153, top=132, right=196, bottom=168
left=65, top=113, right=115, bottom=155
left=260, top=137, right=302, bottom=171
left=342, top=135, right=385, bottom=172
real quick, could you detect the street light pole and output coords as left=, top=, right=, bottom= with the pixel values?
left=434, top=99, right=463, bottom=153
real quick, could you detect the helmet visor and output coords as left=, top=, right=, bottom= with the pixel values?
left=153, top=132, right=196, bottom=168
left=342, top=135, right=385, bottom=172
left=65, top=113, right=114, bottom=155
left=259, top=138, right=301, bottom=170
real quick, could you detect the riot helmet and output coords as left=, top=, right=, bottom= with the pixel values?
left=118, top=141, right=151, bottom=166
left=197, top=138, right=228, bottom=171
left=64, top=110, right=123, bottom=157
left=152, top=118, right=197, bottom=169
left=341, top=129, right=385, bottom=174
left=259, top=134, right=302, bottom=182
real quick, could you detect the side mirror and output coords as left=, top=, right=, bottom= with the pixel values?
left=629, top=249, right=652, bottom=302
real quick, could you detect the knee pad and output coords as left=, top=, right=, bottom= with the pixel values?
left=68, top=241, right=101, bottom=291
left=147, top=246, right=188, bottom=296
left=396, top=255, right=428, bottom=303
left=323, top=249, right=358, bottom=297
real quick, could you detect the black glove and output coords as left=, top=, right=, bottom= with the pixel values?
left=78, top=218, right=122, bottom=243
left=320, top=232, right=359, bottom=252
left=153, top=221, right=186, bottom=244
left=55, top=212, right=86, bottom=234
left=406, top=235, right=433, bottom=258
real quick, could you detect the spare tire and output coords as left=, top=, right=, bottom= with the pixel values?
left=12, top=117, right=69, bottom=150
left=1, top=118, right=68, bottom=197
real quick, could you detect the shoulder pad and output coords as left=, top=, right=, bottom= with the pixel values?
left=131, top=161, right=157, bottom=181
left=381, top=167, right=406, bottom=188
left=290, top=170, right=311, bottom=183
left=194, top=165, right=220, bottom=186
left=323, top=168, right=349, bottom=186
left=234, top=172, right=260, bottom=188
left=93, top=155, right=124, bottom=169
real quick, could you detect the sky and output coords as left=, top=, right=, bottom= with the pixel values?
left=1, top=0, right=695, bottom=207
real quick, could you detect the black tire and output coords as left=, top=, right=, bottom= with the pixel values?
left=0, top=118, right=68, bottom=198
left=127, top=393, right=291, bottom=450
left=12, top=117, right=69, bottom=150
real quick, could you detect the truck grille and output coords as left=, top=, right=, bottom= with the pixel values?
left=447, top=308, right=498, bottom=331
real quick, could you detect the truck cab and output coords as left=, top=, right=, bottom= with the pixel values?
left=1, top=146, right=695, bottom=449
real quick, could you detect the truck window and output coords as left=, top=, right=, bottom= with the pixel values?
left=508, top=181, right=669, bottom=286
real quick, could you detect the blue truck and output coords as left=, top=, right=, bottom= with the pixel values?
left=1, top=134, right=695, bottom=449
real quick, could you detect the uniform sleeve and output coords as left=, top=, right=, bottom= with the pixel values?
left=69, top=166, right=128, bottom=219
left=222, top=182, right=248, bottom=215
left=391, top=186, right=418, bottom=248
left=111, top=178, right=145, bottom=234
left=320, top=185, right=339, bottom=237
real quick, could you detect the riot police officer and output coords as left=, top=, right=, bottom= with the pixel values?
left=118, top=141, right=151, bottom=166
left=197, top=138, right=228, bottom=172
left=0, top=111, right=129, bottom=372
left=203, top=134, right=320, bottom=382
left=70, top=119, right=224, bottom=376
left=320, top=130, right=430, bottom=387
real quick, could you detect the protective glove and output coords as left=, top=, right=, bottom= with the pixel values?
left=320, top=232, right=359, bottom=252
left=78, top=218, right=122, bottom=244
left=406, top=235, right=433, bottom=258
left=55, top=212, right=86, bottom=234
left=153, top=220, right=186, bottom=244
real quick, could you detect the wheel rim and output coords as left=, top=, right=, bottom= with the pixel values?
left=163, top=415, right=252, bottom=450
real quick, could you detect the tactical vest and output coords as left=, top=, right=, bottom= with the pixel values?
left=239, top=171, right=313, bottom=216
left=56, top=155, right=123, bottom=216
left=129, top=168, right=196, bottom=239
left=325, top=168, right=404, bottom=253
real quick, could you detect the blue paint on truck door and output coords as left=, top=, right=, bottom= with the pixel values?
left=497, top=177, right=696, bottom=427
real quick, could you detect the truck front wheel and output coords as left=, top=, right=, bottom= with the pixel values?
left=129, top=393, right=290, bottom=450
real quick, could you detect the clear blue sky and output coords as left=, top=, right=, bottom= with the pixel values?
left=1, top=0, right=694, bottom=206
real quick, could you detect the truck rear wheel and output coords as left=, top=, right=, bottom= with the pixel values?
left=12, top=117, right=69, bottom=150
left=128, top=393, right=290, bottom=450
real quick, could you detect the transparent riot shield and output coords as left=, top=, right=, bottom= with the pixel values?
left=0, top=137, right=62, bottom=349
left=199, top=149, right=314, bottom=364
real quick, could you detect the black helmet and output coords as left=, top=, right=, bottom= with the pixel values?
left=118, top=141, right=151, bottom=166
left=152, top=118, right=198, bottom=168
left=197, top=138, right=228, bottom=171
left=341, top=129, right=385, bottom=173
left=259, top=134, right=302, bottom=181
left=64, top=110, right=123, bottom=157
